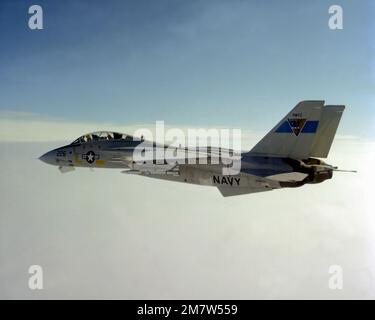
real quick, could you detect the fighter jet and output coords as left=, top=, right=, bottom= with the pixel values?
left=40, top=101, right=350, bottom=196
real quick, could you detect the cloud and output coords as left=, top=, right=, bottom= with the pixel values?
left=0, top=111, right=261, bottom=152
left=0, top=111, right=133, bottom=142
left=0, top=138, right=374, bottom=299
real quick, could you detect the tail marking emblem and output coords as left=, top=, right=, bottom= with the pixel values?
left=287, top=118, right=307, bottom=136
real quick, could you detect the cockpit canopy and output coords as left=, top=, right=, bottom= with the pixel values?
left=71, top=131, right=132, bottom=145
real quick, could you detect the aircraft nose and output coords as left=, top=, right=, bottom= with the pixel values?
left=39, top=150, right=55, bottom=165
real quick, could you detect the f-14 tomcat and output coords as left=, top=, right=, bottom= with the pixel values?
left=40, top=101, right=348, bottom=196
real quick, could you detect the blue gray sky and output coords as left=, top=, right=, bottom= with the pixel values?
left=0, top=0, right=374, bottom=137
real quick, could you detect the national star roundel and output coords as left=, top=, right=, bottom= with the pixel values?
left=82, top=150, right=98, bottom=164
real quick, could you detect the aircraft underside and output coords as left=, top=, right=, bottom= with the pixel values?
left=122, top=157, right=334, bottom=197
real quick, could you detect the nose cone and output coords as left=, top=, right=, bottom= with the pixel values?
left=39, top=150, right=56, bottom=165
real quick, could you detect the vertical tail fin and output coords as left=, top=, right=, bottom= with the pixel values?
left=309, top=105, right=345, bottom=158
left=249, top=101, right=345, bottom=159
